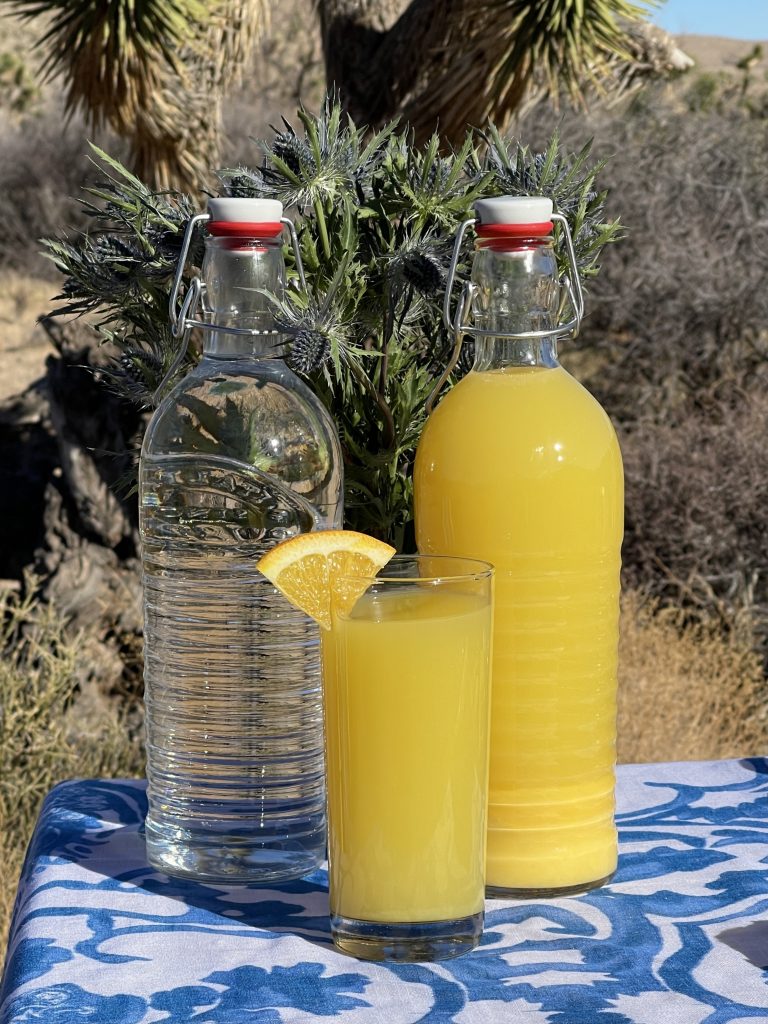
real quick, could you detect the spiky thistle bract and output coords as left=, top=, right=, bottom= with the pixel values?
left=481, top=125, right=623, bottom=279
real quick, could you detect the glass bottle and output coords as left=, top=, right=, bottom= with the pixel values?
left=414, top=196, right=623, bottom=896
left=140, top=197, right=343, bottom=883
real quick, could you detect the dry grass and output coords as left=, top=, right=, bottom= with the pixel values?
left=0, top=579, right=144, bottom=960
left=618, top=589, right=768, bottom=764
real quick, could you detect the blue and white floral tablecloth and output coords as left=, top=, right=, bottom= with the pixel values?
left=1, top=759, right=767, bottom=1023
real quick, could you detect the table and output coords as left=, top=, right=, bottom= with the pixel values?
left=1, top=759, right=767, bottom=1023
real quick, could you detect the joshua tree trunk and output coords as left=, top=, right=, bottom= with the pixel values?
left=1, top=320, right=146, bottom=721
left=318, top=0, right=685, bottom=145
left=319, top=0, right=519, bottom=142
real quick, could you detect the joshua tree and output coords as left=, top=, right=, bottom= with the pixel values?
left=1, top=0, right=269, bottom=190
left=0, top=0, right=684, bottom=191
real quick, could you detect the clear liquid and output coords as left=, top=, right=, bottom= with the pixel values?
left=141, top=452, right=330, bottom=882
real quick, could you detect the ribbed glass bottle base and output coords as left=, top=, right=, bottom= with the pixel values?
left=144, top=815, right=325, bottom=884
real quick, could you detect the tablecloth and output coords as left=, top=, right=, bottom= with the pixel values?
left=1, top=759, right=767, bottom=1023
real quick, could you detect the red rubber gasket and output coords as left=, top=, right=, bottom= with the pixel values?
left=475, top=222, right=553, bottom=238
left=207, top=221, right=283, bottom=238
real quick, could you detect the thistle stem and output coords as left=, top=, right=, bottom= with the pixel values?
left=314, top=198, right=331, bottom=262
left=349, top=357, right=396, bottom=451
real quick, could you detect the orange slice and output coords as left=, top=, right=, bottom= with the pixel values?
left=256, top=530, right=396, bottom=630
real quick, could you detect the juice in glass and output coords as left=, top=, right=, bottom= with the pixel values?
left=323, top=556, right=493, bottom=961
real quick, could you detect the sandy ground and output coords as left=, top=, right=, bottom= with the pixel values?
left=675, top=33, right=768, bottom=72
left=0, top=273, right=55, bottom=401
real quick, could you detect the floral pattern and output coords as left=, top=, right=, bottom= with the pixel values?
left=2, top=761, right=767, bottom=1023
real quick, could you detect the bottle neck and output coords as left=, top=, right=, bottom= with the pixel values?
left=473, top=335, right=559, bottom=370
left=200, top=234, right=285, bottom=360
left=470, top=237, right=560, bottom=371
left=202, top=331, right=285, bottom=360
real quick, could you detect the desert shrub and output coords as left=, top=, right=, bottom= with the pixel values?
left=621, top=387, right=768, bottom=638
left=683, top=70, right=728, bottom=113
left=514, top=79, right=768, bottom=421
left=0, top=110, right=126, bottom=277
left=525, top=90, right=768, bottom=630
left=618, top=589, right=768, bottom=764
left=541, top=91, right=768, bottom=427
left=0, top=579, right=144, bottom=957
left=682, top=65, right=768, bottom=117
left=0, top=51, right=39, bottom=116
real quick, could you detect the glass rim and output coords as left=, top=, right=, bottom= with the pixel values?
left=341, top=553, right=494, bottom=584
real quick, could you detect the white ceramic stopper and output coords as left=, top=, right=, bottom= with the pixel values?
left=473, top=196, right=553, bottom=225
left=207, top=197, right=283, bottom=222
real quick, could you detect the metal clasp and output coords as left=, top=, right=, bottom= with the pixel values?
left=154, top=213, right=308, bottom=405
left=427, top=212, right=584, bottom=414
left=168, top=214, right=307, bottom=338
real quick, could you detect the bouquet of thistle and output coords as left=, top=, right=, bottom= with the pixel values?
left=46, top=99, right=621, bottom=549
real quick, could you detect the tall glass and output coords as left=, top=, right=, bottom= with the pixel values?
left=322, top=556, right=494, bottom=962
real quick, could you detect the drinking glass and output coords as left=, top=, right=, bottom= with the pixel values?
left=322, top=555, right=494, bottom=962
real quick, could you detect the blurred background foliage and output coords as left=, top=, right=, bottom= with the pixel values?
left=1, top=0, right=768, bottom=954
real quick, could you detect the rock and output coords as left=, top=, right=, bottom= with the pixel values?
left=0, top=380, right=59, bottom=580
left=41, top=316, right=143, bottom=551
left=0, top=314, right=147, bottom=728
left=37, top=481, right=144, bottom=727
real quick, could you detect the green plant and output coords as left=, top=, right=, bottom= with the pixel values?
left=46, top=101, right=622, bottom=548
left=1, top=0, right=267, bottom=189
left=684, top=71, right=726, bottom=113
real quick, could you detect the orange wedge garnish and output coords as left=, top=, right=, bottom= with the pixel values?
left=256, top=530, right=396, bottom=629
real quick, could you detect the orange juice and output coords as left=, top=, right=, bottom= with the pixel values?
left=322, top=585, right=493, bottom=922
left=415, top=364, right=623, bottom=893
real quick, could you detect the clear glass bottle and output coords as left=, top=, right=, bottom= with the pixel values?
left=140, top=197, right=343, bottom=883
left=415, top=196, right=623, bottom=896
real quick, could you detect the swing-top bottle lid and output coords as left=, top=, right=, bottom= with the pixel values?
left=207, top=197, right=284, bottom=237
left=473, top=196, right=553, bottom=237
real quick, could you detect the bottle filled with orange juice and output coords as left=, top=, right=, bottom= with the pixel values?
left=414, top=196, right=623, bottom=896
